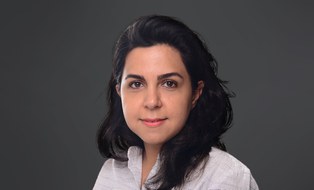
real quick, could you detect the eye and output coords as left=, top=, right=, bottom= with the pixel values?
left=162, top=80, right=177, bottom=88
left=129, top=81, right=143, bottom=89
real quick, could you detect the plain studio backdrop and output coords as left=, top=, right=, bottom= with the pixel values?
left=1, top=1, right=313, bottom=189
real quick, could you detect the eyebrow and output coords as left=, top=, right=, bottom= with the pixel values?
left=158, top=72, right=183, bottom=80
left=124, top=74, right=144, bottom=80
left=124, top=72, right=183, bottom=80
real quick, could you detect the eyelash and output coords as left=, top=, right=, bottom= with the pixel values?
left=129, top=81, right=143, bottom=89
left=162, top=80, right=177, bottom=88
left=128, top=80, right=178, bottom=89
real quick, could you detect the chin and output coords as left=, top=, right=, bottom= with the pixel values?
left=142, top=138, right=166, bottom=147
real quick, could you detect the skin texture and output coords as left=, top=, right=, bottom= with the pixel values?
left=116, top=44, right=203, bottom=185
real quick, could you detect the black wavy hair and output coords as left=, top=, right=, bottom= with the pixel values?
left=97, top=15, right=234, bottom=190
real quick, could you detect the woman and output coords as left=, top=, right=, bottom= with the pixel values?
left=93, top=15, right=258, bottom=190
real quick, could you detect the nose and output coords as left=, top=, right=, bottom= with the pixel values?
left=144, top=87, right=162, bottom=110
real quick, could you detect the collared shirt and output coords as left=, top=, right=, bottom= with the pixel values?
left=93, top=146, right=259, bottom=190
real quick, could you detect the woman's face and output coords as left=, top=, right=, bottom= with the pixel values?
left=117, top=44, right=203, bottom=148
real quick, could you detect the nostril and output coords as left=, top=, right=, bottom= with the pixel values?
left=143, top=89, right=162, bottom=109
left=144, top=101, right=162, bottom=109
left=144, top=96, right=162, bottom=109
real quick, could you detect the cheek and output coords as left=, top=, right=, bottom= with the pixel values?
left=120, top=94, right=140, bottom=119
left=121, top=103, right=136, bottom=130
left=121, top=100, right=132, bottom=116
left=167, top=93, right=193, bottom=117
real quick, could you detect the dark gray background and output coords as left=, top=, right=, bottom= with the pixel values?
left=1, top=1, right=313, bottom=189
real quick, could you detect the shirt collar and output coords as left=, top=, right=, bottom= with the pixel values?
left=127, top=146, right=143, bottom=187
left=126, top=146, right=161, bottom=188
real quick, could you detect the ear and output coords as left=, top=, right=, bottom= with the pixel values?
left=192, top=81, right=204, bottom=108
left=115, top=84, right=121, bottom=97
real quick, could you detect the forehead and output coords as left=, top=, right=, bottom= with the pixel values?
left=123, top=44, right=188, bottom=76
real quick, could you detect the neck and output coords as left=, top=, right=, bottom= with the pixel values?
left=143, top=144, right=161, bottom=163
left=141, top=144, right=162, bottom=186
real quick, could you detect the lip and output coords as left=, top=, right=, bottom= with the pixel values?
left=140, top=118, right=167, bottom=127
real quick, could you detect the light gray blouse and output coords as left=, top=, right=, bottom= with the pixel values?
left=93, top=146, right=259, bottom=190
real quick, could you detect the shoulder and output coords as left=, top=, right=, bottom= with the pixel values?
left=93, top=159, right=129, bottom=190
left=93, top=147, right=143, bottom=190
left=207, top=147, right=250, bottom=173
left=97, top=146, right=142, bottom=175
left=100, top=158, right=128, bottom=173
left=185, top=147, right=259, bottom=190
left=206, top=147, right=258, bottom=189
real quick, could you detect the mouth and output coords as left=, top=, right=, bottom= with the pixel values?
left=140, top=118, right=167, bottom=127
